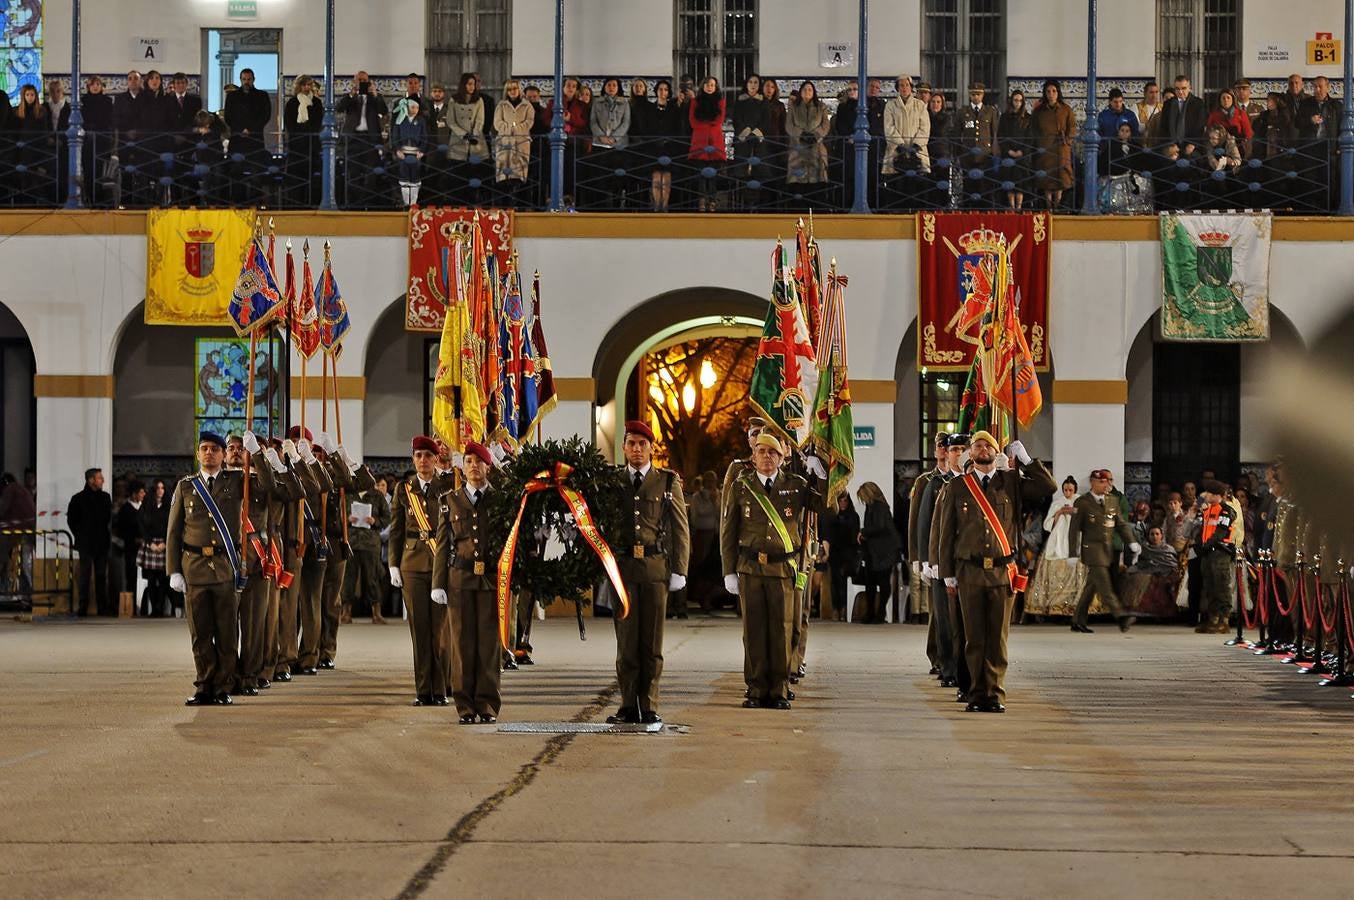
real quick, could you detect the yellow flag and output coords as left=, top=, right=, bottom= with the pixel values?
left=432, top=240, right=487, bottom=451
left=145, top=208, right=256, bottom=325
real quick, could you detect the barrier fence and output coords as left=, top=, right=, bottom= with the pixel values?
left=0, top=528, right=75, bottom=619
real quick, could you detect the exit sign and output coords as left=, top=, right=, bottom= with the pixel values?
left=228, top=0, right=258, bottom=19
left=853, top=426, right=875, bottom=448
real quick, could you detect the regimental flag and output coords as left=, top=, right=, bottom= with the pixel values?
left=956, top=354, right=997, bottom=436
left=146, top=208, right=256, bottom=325
left=808, top=270, right=854, bottom=506
left=292, top=250, right=322, bottom=360
left=1160, top=212, right=1271, bottom=341
left=316, top=250, right=351, bottom=355
left=526, top=271, right=558, bottom=438
left=987, top=288, right=1043, bottom=429
left=432, top=239, right=487, bottom=451
left=405, top=207, right=515, bottom=332
left=228, top=237, right=285, bottom=336
left=493, top=266, right=540, bottom=448
left=750, top=241, right=820, bottom=448
left=794, top=218, right=823, bottom=353
left=466, top=219, right=504, bottom=439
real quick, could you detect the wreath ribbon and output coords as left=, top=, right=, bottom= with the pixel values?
left=496, top=462, right=631, bottom=649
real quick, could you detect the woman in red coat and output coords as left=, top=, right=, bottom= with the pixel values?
left=1205, top=87, right=1254, bottom=158
left=688, top=76, right=726, bottom=210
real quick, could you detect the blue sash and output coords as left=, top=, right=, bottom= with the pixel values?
left=189, top=475, right=244, bottom=590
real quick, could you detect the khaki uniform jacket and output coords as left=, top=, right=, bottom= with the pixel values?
left=937, top=462, right=1056, bottom=587
left=241, top=459, right=303, bottom=567
left=347, top=484, right=390, bottom=552
left=1068, top=492, right=1138, bottom=568
left=300, top=459, right=334, bottom=559
left=165, top=451, right=267, bottom=586
left=721, top=469, right=822, bottom=579
left=320, top=456, right=359, bottom=542
left=926, top=474, right=957, bottom=568
left=907, top=468, right=937, bottom=561
left=952, top=102, right=1000, bottom=157
left=615, top=466, right=691, bottom=584
left=432, top=483, right=498, bottom=592
left=389, top=474, right=450, bottom=575
left=1272, top=495, right=1302, bottom=568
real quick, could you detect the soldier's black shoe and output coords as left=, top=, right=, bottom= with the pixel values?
left=1118, top=616, right=1136, bottom=633
left=299, top=667, right=318, bottom=676
left=413, top=695, right=434, bottom=706
left=517, top=654, right=535, bottom=665
left=1071, top=623, right=1094, bottom=634
left=257, top=678, right=271, bottom=690
left=742, top=698, right=760, bottom=708
left=771, top=698, right=792, bottom=710
left=214, top=693, right=233, bottom=705
left=185, top=692, right=213, bottom=706
left=981, top=702, right=1006, bottom=713
left=928, top=666, right=941, bottom=676
left=789, top=675, right=800, bottom=684
left=641, top=711, right=662, bottom=725
left=459, top=714, right=476, bottom=724
left=965, top=701, right=982, bottom=712
left=479, top=714, right=497, bottom=724
left=434, top=695, right=450, bottom=706
left=796, top=664, right=807, bottom=679
left=786, top=689, right=796, bottom=701
left=941, top=678, right=957, bottom=688
left=606, top=708, right=639, bottom=724
left=242, top=686, right=259, bottom=697
left=318, top=659, right=336, bottom=670
left=502, top=656, right=519, bottom=671
left=273, top=671, right=292, bottom=683
left=955, top=691, right=968, bottom=703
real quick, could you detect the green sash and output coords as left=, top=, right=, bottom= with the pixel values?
left=740, top=475, right=806, bottom=589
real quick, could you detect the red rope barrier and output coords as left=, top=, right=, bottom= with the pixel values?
left=1316, top=582, right=1336, bottom=635
left=1298, top=568, right=1316, bottom=632
left=1273, top=568, right=1296, bottom=617
left=1342, top=579, right=1354, bottom=657
left=1257, top=564, right=1270, bottom=627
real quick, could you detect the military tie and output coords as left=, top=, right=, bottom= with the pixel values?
left=473, top=489, right=482, bottom=507
left=421, top=482, right=430, bottom=504
left=206, top=475, right=215, bottom=490
left=981, top=475, right=990, bottom=491
left=633, top=471, right=643, bottom=494
left=764, top=477, right=774, bottom=492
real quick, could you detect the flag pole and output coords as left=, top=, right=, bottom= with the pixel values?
left=1010, top=291, right=1024, bottom=578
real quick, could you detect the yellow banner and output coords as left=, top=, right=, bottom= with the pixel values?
left=145, top=208, right=256, bottom=325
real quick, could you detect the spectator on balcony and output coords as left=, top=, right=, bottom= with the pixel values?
left=1254, top=91, right=1292, bottom=160
left=1161, top=74, right=1207, bottom=158
left=926, top=91, right=950, bottom=169
left=178, top=109, right=225, bottom=204
left=1101, top=122, right=1142, bottom=177
left=785, top=80, right=829, bottom=191
left=1234, top=79, right=1264, bottom=122
left=831, top=81, right=861, bottom=203
left=224, top=67, right=272, bottom=155
left=336, top=71, right=389, bottom=209
left=883, top=75, right=930, bottom=177
left=81, top=76, right=113, bottom=205
left=447, top=73, right=487, bottom=204
left=591, top=77, right=631, bottom=150
left=401, top=73, right=428, bottom=124
left=469, top=72, right=496, bottom=134
left=44, top=79, right=70, bottom=202
left=997, top=89, right=1032, bottom=209
left=426, top=82, right=452, bottom=203
left=1206, top=87, right=1253, bottom=158
left=1299, top=75, right=1341, bottom=210
left=577, top=84, right=595, bottom=152
left=1032, top=79, right=1076, bottom=209
left=1281, top=73, right=1306, bottom=137
left=952, top=81, right=999, bottom=206
left=732, top=73, right=768, bottom=195
left=917, top=82, right=932, bottom=108
left=761, top=78, right=786, bottom=166
left=1097, top=87, right=1140, bottom=138
left=12, top=84, right=49, bottom=203
left=114, top=70, right=152, bottom=205
left=391, top=97, right=428, bottom=207
left=494, top=79, right=533, bottom=206
left=1197, top=123, right=1241, bottom=206
left=283, top=75, right=323, bottom=205
left=549, top=77, right=588, bottom=136
left=642, top=79, right=684, bottom=211
left=688, top=75, right=726, bottom=211
left=1136, top=81, right=1161, bottom=134
left=628, top=78, right=650, bottom=133
left=164, top=73, right=202, bottom=133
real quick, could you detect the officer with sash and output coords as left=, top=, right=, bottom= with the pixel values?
left=605, top=421, right=691, bottom=726
left=224, top=433, right=301, bottom=696
left=390, top=435, right=453, bottom=706
left=721, top=432, right=822, bottom=709
left=284, top=427, right=335, bottom=677
left=273, top=434, right=326, bottom=682
left=936, top=431, right=1054, bottom=713
left=313, top=431, right=371, bottom=669
left=167, top=430, right=272, bottom=706
left=1068, top=468, right=1142, bottom=634
left=432, top=441, right=502, bottom=724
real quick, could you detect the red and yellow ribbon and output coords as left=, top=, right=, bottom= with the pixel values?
left=496, top=462, right=631, bottom=649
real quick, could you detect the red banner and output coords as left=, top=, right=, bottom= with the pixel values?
left=916, top=212, right=1050, bottom=372
left=406, top=207, right=514, bottom=333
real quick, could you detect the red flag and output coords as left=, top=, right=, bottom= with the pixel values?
left=292, top=251, right=322, bottom=360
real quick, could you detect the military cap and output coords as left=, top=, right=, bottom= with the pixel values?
left=624, top=419, right=655, bottom=443
left=198, top=431, right=226, bottom=449
left=464, top=441, right=493, bottom=466
left=411, top=435, right=438, bottom=455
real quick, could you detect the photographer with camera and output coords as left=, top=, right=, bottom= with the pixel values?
left=335, top=70, right=390, bottom=207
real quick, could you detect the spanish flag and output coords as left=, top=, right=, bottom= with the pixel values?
left=145, top=209, right=257, bottom=325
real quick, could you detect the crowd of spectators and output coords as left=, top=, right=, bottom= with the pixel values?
left=2, top=66, right=1345, bottom=213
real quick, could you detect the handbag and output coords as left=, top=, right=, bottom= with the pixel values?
left=851, top=551, right=871, bottom=585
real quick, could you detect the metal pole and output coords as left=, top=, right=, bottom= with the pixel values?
left=319, top=0, right=337, bottom=209
left=65, top=0, right=83, bottom=208
left=549, top=0, right=566, bottom=211
left=1340, top=0, right=1354, bottom=214
left=1080, top=0, right=1100, bottom=213
left=850, top=0, right=871, bottom=213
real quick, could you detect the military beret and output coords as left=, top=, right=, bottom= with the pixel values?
left=624, top=419, right=655, bottom=443
left=411, top=435, right=439, bottom=455
left=1090, top=468, right=1111, bottom=480
left=946, top=432, right=971, bottom=448
left=969, top=430, right=998, bottom=449
left=464, top=441, right=493, bottom=466
left=198, top=431, right=226, bottom=449
left=287, top=425, right=313, bottom=442
left=754, top=432, right=784, bottom=453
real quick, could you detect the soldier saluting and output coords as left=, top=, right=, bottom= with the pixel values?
left=721, top=433, right=823, bottom=709
left=431, top=442, right=503, bottom=725
left=167, top=430, right=278, bottom=706
left=605, top=421, right=690, bottom=726
left=936, top=431, right=1054, bottom=713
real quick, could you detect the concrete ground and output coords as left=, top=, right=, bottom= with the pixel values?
left=2, top=614, right=1352, bottom=900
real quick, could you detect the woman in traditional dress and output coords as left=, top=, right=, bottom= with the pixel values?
left=1023, top=476, right=1089, bottom=621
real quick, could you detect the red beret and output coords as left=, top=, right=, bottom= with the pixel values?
left=624, top=419, right=655, bottom=443
left=464, top=441, right=493, bottom=466
left=411, top=435, right=439, bottom=455
left=287, top=426, right=313, bottom=442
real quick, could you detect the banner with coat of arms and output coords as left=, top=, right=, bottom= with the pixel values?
left=406, top=207, right=513, bottom=332
left=915, top=212, right=1051, bottom=372
left=145, top=209, right=257, bottom=325
left=1160, top=212, right=1271, bottom=342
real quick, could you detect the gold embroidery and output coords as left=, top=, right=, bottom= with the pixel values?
left=922, top=322, right=964, bottom=365
left=921, top=212, right=936, bottom=244
left=1029, top=323, right=1045, bottom=364
left=1032, top=213, right=1047, bottom=244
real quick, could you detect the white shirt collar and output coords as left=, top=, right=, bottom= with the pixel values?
left=626, top=463, right=652, bottom=479
left=465, top=483, right=487, bottom=501
left=416, top=475, right=434, bottom=490
left=128, top=499, right=142, bottom=510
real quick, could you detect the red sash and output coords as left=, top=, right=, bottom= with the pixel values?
left=961, top=472, right=1028, bottom=592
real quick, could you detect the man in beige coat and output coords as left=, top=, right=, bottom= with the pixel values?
left=883, top=75, right=931, bottom=174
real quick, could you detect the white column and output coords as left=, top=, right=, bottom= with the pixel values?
left=36, top=396, right=113, bottom=526
left=1052, top=402, right=1125, bottom=486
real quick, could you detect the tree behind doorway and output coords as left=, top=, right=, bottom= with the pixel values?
left=640, top=336, right=757, bottom=476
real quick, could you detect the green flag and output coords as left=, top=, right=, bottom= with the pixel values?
left=808, top=271, right=853, bottom=506
left=1160, top=212, right=1270, bottom=341
left=750, top=242, right=819, bottom=447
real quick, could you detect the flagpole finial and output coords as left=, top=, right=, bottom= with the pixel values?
left=323, top=240, right=332, bottom=261
left=267, top=216, right=275, bottom=231
left=830, top=257, right=837, bottom=268
left=302, top=239, right=310, bottom=257
left=285, top=237, right=293, bottom=251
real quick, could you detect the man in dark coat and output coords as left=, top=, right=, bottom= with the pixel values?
left=223, top=67, right=273, bottom=200
left=113, top=480, right=147, bottom=610
left=67, top=467, right=113, bottom=615
left=1161, top=74, right=1207, bottom=158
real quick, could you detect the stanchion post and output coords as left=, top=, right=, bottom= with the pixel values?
left=1305, top=553, right=1332, bottom=674
left=1318, top=558, right=1351, bottom=686
left=1225, top=553, right=1246, bottom=646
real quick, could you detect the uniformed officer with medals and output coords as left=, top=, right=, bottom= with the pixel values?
left=936, top=431, right=1055, bottom=713
left=431, top=441, right=503, bottom=724
left=605, top=421, right=691, bottom=726
left=1067, top=468, right=1143, bottom=634
left=720, top=432, right=822, bottom=709
left=167, top=430, right=277, bottom=706
left=390, top=435, right=453, bottom=706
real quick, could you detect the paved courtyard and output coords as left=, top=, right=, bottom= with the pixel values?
left=2, top=615, right=1352, bottom=899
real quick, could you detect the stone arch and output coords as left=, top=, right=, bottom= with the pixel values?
left=0, top=300, right=36, bottom=476
left=363, top=294, right=432, bottom=460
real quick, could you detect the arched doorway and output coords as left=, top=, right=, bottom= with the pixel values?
left=364, top=296, right=431, bottom=464
left=0, top=301, right=35, bottom=480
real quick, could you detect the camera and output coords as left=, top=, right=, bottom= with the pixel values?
left=358, top=81, right=370, bottom=95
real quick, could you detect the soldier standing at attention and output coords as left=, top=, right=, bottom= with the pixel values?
left=167, top=431, right=271, bottom=706
left=1067, top=468, right=1142, bottom=634
left=721, top=433, right=822, bottom=710
left=721, top=417, right=769, bottom=513
left=273, top=434, right=325, bottom=683
left=924, top=433, right=968, bottom=691
left=289, top=427, right=335, bottom=676
left=259, top=437, right=302, bottom=689
left=909, top=432, right=948, bottom=674
left=314, top=432, right=370, bottom=669
left=937, top=431, right=1054, bottom=713
left=345, top=467, right=391, bottom=624
left=606, top=421, right=691, bottom=726
left=390, top=435, right=452, bottom=707
left=223, top=433, right=300, bottom=696
left=431, top=442, right=503, bottom=724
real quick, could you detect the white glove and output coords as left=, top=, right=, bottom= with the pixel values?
left=264, top=447, right=287, bottom=474
left=451, top=452, right=465, bottom=471
left=298, top=439, right=316, bottom=463
left=489, top=443, right=508, bottom=466
left=724, top=574, right=740, bottom=596
left=169, top=573, right=186, bottom=593
left=803, top=455, right=828, bottom=479
left=389, top=566, right=403, bottom=588
left=315, top=431, right=336, bottom=454
left=911, top=560, right=921, bottom=575
left=242, top=430, right=260, bottom=454
left=336, top=445, right=358, bottom=473
left=1005, top=440, right=1032, bottom=466
left=282, top=439, right=299, bottom=463
left=1129, top=542, right=1142, bottom=555
left=668, top=573, right=687, bottom=591
left=431, top=588, right=448, bottom=605
left=944, top=577, right=957, bottom=589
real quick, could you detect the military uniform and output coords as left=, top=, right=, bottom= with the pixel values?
left=611, top=463, right=690, bottom=720
left=316, top=457, right=367, bottom=667
left=1197, top=499, right=1237, bottom=633
left=924, top=471, right=962, bottom=688
left=294, top=457, right=335, bottom=672
left=1270, top=492, right=1302, bottom=648
left=343, top=482, right=391, bottom=621
left=721, top=467, right=820, bottom=706
left=235, top=453, right=302, bottom=692
left=433, top=480, right=502, bottom=719
left=1067, top=491, right=1139, bottom=629
left=937, top=460, right=1055, bottom=708
left=390, top=471, right=454, bottom=702
left=166, top=449, right=269, bottom=700
left=275, top=458, right=325, bottom=679
left=906, top=466, right=938, bottom=653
